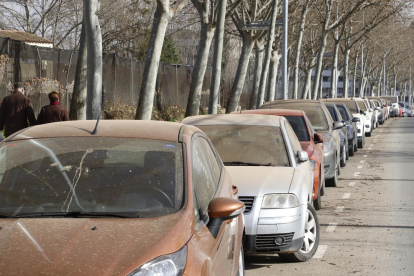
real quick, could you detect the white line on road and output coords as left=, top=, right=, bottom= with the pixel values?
left=335, top=206, right=345, bottom=213
left=349, top=182, right=356, bottom=187
left=358, top=166, right=363, bottom=169
left=354, top=172, right=360, bottom=177
left=326, top=223, right=338, bottom=233
left=343, top=193, right=351, bottom=199
left=360, top=160, right=365, bottom=164
left=363, top=155, right=368, bottom=158
left=314, top=245, right=328, bottom=259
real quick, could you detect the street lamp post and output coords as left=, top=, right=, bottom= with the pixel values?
left=282, top=0, right=288, bottom=100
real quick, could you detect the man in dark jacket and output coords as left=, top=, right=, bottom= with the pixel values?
left=0, top=82, right=36, bottom=137
left=37, top=91, right=70, bottom=124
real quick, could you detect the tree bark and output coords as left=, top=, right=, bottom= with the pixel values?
left=352, top=53, right=358, bottom=97
left=267, top=50, right=280, bottom=102
left=250, top=43, right=265, bottom=109
left=343, top=49, right=350, bottom=98
left=301, top=67, right=313, bottom=99
left=70, top=21, right=87, bottom=120
left=329, top=39, right=340, bottom=98
left=226, top=35, right=254, bottom=113
left=208, top=0, right=227, bottom=114
left=136, top=1, right=171, bottom=120
left=84, top=0, right=102, bottom=120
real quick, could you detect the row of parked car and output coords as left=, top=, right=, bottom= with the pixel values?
left=0, top=96, right=398, bottom=275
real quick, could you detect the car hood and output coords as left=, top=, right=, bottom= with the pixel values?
left=0, top=210, right=191, bottom=276
left=226, top=166, right=295, bottom=196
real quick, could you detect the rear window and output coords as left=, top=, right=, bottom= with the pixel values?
left=197, top=125, right=290, bottom=167
left=285, top=116, right=310, bottom=141
left=337, top=106, right=349, bottom=121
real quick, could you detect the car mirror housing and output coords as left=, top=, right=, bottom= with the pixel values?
left=314, top=133, right=323, bottom=144
left=297, top=151, right=309, bottom=163
left=360, top=110, right=366, bottom=115
left=207, top=197, right=245, bottom=238
left=352, top=117, right=360, bottom=123
left=332, top=121, right=344, bottom=130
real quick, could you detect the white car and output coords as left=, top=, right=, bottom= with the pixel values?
left=354, top=98, right=373, bottom=137
left=182, top=114, right=320, bottom=262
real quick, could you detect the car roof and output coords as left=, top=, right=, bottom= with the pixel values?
left=239, top=109, right=305, bottom=117
left=262, top=99, right=321, bottom=108
left=321, top=98, right=357, bottom=102
left=8, top=120, right=183, bottom=142
left=182, top=114, right=282, bottom=127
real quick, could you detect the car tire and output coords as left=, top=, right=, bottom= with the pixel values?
left=313, top=187, right=322, bottom=210
left=278, top=204, right=320, bottom=262
left=349, top=139, right=355, bottom=156
left=340, top=145, right=346, bottom=167
left=236, top=245, right=245, bottom=276
left=320, top=172, right=326, bottom=196
left=346, top=145, right=349, bottom=160
left=326, top=163, right=339, bottom=187
left=366, top=130, right=371, bottom=137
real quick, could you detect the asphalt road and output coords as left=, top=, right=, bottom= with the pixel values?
left=244, top=117, right=414, bottom=276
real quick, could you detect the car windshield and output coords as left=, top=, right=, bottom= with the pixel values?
left=0, top=138, right=184, bottom=218
left=357, top=101, right=367, bottom=111
left=338, top=101, right=358, bottom=113
left=337, top=106, right=349, bottom=121
left=270, top=105, right=329, bottom=131
left=196, top=125, right=290, bottom=167
left=327, top=106, right=338, bottom=121
left=285, top=116, right=310, bottom=142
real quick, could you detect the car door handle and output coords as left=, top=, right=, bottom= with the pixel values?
left=232, top=185, right=238, bottom=195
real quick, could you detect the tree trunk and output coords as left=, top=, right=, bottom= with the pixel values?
left=136, top=2, right=171, bottom=120
left=70, top=21, right=87, bottom=120
left=329, top=40, right=340, bottom=98
left=185, top=21, right=215, bottom=117
left=256, top=0, right=279, bottom=109
left=208, top=0, right=227, bottom=114
left=352, top=54, right=358, bottom=97
left=301, top=68, right=312, bottom=99
left=250, top=43, right=264, bottom=109
left=267, top=51, right=280, bottom=102
left=84, top=0, right=102, bottom=120
left=226, top=35, right=254, bottom=113
left=343, top=49, right=350, bottom=98
left=312, top=31, right=329, bottom=100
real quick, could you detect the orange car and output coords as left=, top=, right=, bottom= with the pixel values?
left=235, top=109, right=325, bottom=210
left=0, top=120, right=245, bottom=276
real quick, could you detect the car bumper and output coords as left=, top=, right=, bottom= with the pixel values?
left=364, top=120, right=372, bottom=133
left=243, top=202, right=306, bottom=254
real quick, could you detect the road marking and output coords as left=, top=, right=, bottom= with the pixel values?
left=358, top=166, right=363, bottom=169
left=326, top=223, right=338, bottom=232
left=363, top=155, right=368, bottom=158
left=314, top=245, right=328, bottom=259
left=360, top=160, right=365, bottom=164
left=335, top=206, right=345, bottom=213
left=354, top=172, right=360, bottom=177
left=343, top=193, right=351, bottom=199
left=349, top=182, right=356, bottom=187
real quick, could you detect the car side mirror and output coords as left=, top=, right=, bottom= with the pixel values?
left=360, top=110, right=366, bottom=115
left=375, top=107, right=379, bottom=111
left=332, top=121, right=344, bottom=130
left=342, top=120, right=348, bottom=126
left=207, top=197, right=245, bottom=238
left=297, top=151, right=309, bottom=163
left=314, top=133, right=323, bottom=144
left=352, top=117, right=360, bottom=123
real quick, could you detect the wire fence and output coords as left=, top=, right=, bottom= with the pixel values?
left=0, top=36, right=257, bottom=116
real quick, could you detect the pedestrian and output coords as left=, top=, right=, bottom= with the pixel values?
left=36, top=91, right=69, bottom=125
left=0, top=82, right=36, bottom=138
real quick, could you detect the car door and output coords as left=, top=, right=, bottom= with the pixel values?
left=321, top=104, right=340, bottom=163
left=190, top=135, right=235, bottom=276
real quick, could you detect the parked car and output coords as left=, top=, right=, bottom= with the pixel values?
left=406, top=106, right=413, bottom=117
left=233, top=109, right=325, bottom=210
left=260, top=100, right=343, bottom=187
left=363, top=98, right=378, bottom=129
left=354, top=98, right=373, bottom=137
left=381, top=96, right=399, bottom=117
left=182, top=114, right=320, bottom=262
left=0, top=120, right=245, bottom=276
left=324, top=102, right=348, bottom=167
left=368, top=96, right=387, bottom=122
left=321, top=98, right=366, bottom=149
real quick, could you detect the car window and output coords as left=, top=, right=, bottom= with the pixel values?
left=327, top=106, right=338, bottom=121
left=285, top=116, right=310, bottom=142
left=192, top=137, right=219, bottom=214
left=357, top=101, right=367, bottom=111
left=0, top=137, right=184, bottom=218
left=285, top=122, right=303, bottom=158
left=197, top=125, right=290, bottom=167
left=337, top=106, right=349, bottom=121
left=304, top=116, right=316, bottom=137
left=288, top=106, right=329, bottom=131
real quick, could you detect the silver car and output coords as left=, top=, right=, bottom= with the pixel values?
left=182, top=114, right=320, bottom=262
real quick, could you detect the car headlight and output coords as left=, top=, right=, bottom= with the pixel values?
left=128, top=246, right=187, bottom=276
left=356, top=120, right=362, bottom=126
left=323, top=138, right=333, bottom=153
left=262, top=194, right=300, bottom=209
left=309, top=159, right=316, bottom=171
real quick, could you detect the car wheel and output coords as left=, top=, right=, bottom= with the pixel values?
left=279, top=204, right=320, bottom=262
left=313, top=187, right=322, bottom=210
left=366, top=130, right=371, bottom=137
left=320, top=172, right=326, bottom=196
left=349, top=139, right=355, bottom=156
left=236, top=245, right=245, bottom=276
left=346, top=145, right=349, bottom=160
left=358, top=137, right=363, bottom=148
left=326, top=163, right=338, bottom=187
left=340, top=145, right=346, bottom=167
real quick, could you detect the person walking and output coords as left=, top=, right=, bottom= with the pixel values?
left=0, top=82, right=36, bottom=137
left=36, top=91, right=69, bottom=125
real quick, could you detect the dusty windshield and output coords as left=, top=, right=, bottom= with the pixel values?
left=197, top=125, right=290, bottom=167
left=0, top=138, right=184, bottom=218
left=335, top=101, right=358, bottom=113
left=357, top=101, right=367, bottom=111
left=289, top=106, right=329, bottom=131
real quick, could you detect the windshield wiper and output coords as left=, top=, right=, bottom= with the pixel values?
left=223, top=161, right=273, bottom=166
left=9, top=211, right=140, bottom=218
